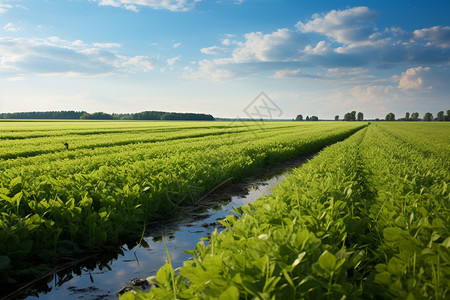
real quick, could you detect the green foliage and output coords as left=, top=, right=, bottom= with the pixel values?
left=0, top=121, right=365, bottom=285
left=127, top=122, right=449, bottom=299
left=385, top=112, right=396, bottom=121
left=424, top=112, right=433, bottom=121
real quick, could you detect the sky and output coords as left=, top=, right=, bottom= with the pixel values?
left=0, top=0, right=449, bottom=119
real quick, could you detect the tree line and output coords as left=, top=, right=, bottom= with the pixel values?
left=0, top=110, right=215, bottom=121
left=381, top=110, right=450, bottom=121
left=295, top=115, right=319, bottom=121
left=296, top=111, right=365, bottom=121
left=0, top=111, right=87, bottom=119
left=295, top=109, right=450, bottom=121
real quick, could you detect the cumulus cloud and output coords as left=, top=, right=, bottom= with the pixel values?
left=96, top=0, right=201, bottom=12
left=186, top=7, right=450, bottom=81
left=398, top=66, right=431, bottom=90
left=297, top=6, right=378, bottom=44
left=413, top=26, right=450, bottom=48
left=0, top=36, right=154, bottom=76
left=173, top=42, right=181, bottom=48
left=303, top=40, right=330, bottom=55
left=229, top=28, right=308, bottom=63
left=200, top=46, right=227, bottom=55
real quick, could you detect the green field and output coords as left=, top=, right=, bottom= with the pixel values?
left=1, top=121, right=448, bottom=298
left=121, top=122, right=449, bottom=300
left=0, top=120, right=366, bottom=286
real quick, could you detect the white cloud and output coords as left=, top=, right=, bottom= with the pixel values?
left=167, top=55, right=181, bottom=67
left=413, top=26, right=450, bottom=48
left=98, top=0, right=121, bottom=7
left=272, top=68, right=301, bottom=78
left=200, top=46, right=227, bottom=55
left=229, top=28, right=308, bottom=63
left=124, top=4, right=138, bottom=12
left=117, top=55, right=154, bottom=72
left=0, top=2, right=12, bottom=14
left=3, top=22, right=21, bottom=32
left=173, top=42, right=181, bottom=48
left=186, top=7, right=450, bottom=82
left=297, top=6, right=378, bottom=44
left=72, top=40, right=87, bottom=47
left=0, top=36, right=154, bottom=76
left=303, top=40, right=330, bottom=55
left=96, top=0, right=201, bottom=12
left=93, top=42, right=121, bottom=48
left=398, top=66, right=430, bottom=90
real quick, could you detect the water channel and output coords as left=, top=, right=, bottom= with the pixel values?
left=10, top=155, right=313, bottom=300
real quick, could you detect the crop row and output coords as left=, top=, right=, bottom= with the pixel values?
left=0, top=123, right=255, bottom=160
left=0, top=123, right=329, bottom=171
left=0, top=122, right=304, bottom=160
left=0, top=122, right=258, bottom=140
left=0, top=122, right=365, bottom=285
left=129, top=123, right=449, bottom=299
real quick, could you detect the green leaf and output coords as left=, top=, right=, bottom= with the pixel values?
left=442, top=237, right=450, bottom=248
left=374, top=271, right=391, bottom=285
left=219, top=286, right=239, bottom=300
left=383, top=227, right=403, bottom=242
left=387, top=257, right=406, bottom=276
left=318, top=250, right=336, bottom=271
left=292, top=251, right=306, bottom=268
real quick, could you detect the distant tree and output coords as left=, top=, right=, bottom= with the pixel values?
left=80, top=112, right=113, bottom=120
left=0, top=111, right=86, bottom=119
left=310, top=116, right=319, bottom=121
left=295, top=114, right=303, bottom=121
left=160, top=112, right=214, bottom=120
left=351, top=111, right=356, bottom=121
left=423, top=112, right=433, bottom=121
left=385, top=113, right=395, bottom=121
left=334, top=115, right=339, bottom=121
left=411, top=112, right=419, bottom=121
left=405, top=112, right=410, bottom=121
left=306, top=116, right=310, bottom=121
left=375, top=118, right=380, bottom=121
left=343, top=113, right=351, bottom=121
left=357, top=112, right=364, bottom=121
left=437, top=111, right=444, bottom=121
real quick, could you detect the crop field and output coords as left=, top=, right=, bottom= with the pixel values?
left=0, top=120, right=366, bottom=287
left=122, top=123, right=450, bottom=299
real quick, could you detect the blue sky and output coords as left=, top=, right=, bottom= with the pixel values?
left=0, top=0, right=449, bottom=119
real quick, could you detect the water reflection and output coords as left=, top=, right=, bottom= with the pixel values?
left=15, top=156, right=310, bottom=300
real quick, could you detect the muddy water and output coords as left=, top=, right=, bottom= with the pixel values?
left=19, top=156, right=312, bottom=300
